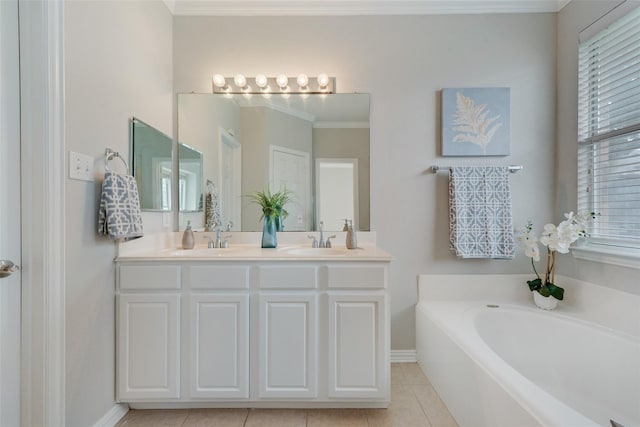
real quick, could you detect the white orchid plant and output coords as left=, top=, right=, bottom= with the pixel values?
left=517, top=212, right=598, bottom=300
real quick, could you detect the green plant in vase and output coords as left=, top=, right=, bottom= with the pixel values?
left=248, top=186, right=294, bottom=247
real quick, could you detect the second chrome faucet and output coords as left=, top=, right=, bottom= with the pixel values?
left=308, top=221, right=336, bottom=248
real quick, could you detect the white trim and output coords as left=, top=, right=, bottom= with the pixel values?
left=93, top=404, right=129, bottom=427
left=19, top=0, right=66, bottom=425
left=236, top=97, right=315, bottom=122
left=170, top=0, right=570, bottom=16
left=391, top=350, right=417, bottom=363
left=313, top=121, right=370, bottom=129
left=572, top=243, right=640, bottom=270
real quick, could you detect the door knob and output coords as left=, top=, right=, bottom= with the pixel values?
left=0, top=260, right=19, bottom=279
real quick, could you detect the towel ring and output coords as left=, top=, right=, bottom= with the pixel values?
left=105, top=148, right=129, bottom=173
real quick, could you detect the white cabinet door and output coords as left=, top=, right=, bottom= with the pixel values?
left=189, top=293, right=249, bottom=398
left=259, top=293, right=317, bottom=398
left=328, top=293, right=387, bottom=398
left=117, top=293, right=180, bottom=400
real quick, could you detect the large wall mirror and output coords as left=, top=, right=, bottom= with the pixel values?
left=130, top=117, right=173, bottom=211
left=177, top=93, right=370, bottom=232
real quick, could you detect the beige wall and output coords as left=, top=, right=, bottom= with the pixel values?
left=173, top=14, right=558, bottom=350
left=64, top=1, right=173, bottom=425
left=556, top=0, right=640, bottom=295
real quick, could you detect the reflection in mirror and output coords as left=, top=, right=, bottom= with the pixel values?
left=177, top=93, right=370, bottom=232
left=316, top=158, right=359, bottom=231
left=130, top=117, right=172, bottom=211
left=178, top=143, right=203, bottom=212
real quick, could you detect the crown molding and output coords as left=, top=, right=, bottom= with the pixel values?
left=169, top=0, right=571, bottom=16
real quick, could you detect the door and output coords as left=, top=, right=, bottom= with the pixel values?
left=259, top=293, right=317, bottom=398
left=270, top=145, right=311, bottom=231
left=189, top=293, right=249, bottom=398
left=0, top=0, right=22, bottom=424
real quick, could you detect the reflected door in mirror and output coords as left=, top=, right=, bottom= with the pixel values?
left=316, top=159, right=359, bottom=231
left=270, top=145, right=310, bottom=232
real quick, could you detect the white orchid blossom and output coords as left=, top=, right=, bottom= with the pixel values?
left=517, top=212, right=597, bottom=296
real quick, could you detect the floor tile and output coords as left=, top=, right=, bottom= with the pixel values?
left=366, top=398, right=432, bottom=427
left=182, top=408, right=248, bottom=427
left=400, top=364, right=431, bottom=385
left=243, top=408, right=306, bottom=427
left=411, top=384, right=459, bottom=427
left=115, top=409, right=190, bottom=427
left=307, top=408, right=368, bottom=427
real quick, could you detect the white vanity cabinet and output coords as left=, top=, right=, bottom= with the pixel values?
left=115, top=255, right=390, bottom=408
left=117, top=264, right=181, bottom=401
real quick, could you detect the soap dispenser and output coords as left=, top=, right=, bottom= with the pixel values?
left=346, top=220, right=358, bottom=249
left=182, top=220, right=195, bottom=250
left=342, top=219, right=349, bottom=232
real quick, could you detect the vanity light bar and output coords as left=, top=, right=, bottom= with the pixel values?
left=212, top=74, right=335, bottom=94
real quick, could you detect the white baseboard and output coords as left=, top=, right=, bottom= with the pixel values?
left=391, top=349, right=417, bottom=363
left=94, top=403, right=129, bottom=427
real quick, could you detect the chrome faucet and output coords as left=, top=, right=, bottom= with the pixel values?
left=215, top=228, right=223, bottom=248
left=318, top=221, right=325, bottom=248
left=204, top=227, right=229, bottom=249
left=307, top=222, right=335, bottom=248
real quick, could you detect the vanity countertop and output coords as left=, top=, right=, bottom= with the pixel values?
left=115, top=244, right=392, bottom=262
left=115, top=232, right=392, bottom=262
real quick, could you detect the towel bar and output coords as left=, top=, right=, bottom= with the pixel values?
left=105, top=148, right=129, bottom=172
left=431, top=165, right=523, bottom=174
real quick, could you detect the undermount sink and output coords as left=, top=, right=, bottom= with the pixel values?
left=281, top=247, right=351, bottom=256
left=169, top=246, right=245, bottom=256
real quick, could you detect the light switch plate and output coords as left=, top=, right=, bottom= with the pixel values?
left=69, top=151, right=94, bottom=181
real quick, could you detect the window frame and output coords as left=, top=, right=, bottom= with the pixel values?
left=575, top=3, right=640, bottom=268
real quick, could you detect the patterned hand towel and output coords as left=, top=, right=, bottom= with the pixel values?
left=98, top=171, right=144, bottom=240
left=449, top=166, right=515, bottom=259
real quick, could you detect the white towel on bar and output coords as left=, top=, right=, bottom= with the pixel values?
left=98, top=171, right=144, bottom=240
left=448, top=166, right=515, bottom=259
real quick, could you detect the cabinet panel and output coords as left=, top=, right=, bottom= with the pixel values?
left=189, top=294, right=249, bottom=398
left=259, top=294, right=317, bottom=398
left=258, top=265, right=317, bottom=289
left=119, top=264, right=180, bottom=290
left=327, top=264, right=387, bottom=289
left=328, top=293, right=386, bottom=398
left=118, top=294, right=180, bottom=400
left=186, top=265, right=249, bottom=290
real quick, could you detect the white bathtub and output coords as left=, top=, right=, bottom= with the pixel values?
left=416, top=274, right=640, bottom=427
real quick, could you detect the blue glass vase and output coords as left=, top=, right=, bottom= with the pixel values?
left=261, top=217, right=277, bottom=248
left=275, top=211, right=284, bottom=232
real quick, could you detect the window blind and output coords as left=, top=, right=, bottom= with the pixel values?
left=578, top=6, right=640, bottom=246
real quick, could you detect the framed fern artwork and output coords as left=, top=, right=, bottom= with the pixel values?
left=441, top=87, right=510, bottom=156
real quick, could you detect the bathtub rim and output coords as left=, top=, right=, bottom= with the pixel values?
left=416, top=300, right=602, bottom=427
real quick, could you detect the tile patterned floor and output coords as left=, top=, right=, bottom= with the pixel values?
left=115, top=363, right=458, bottom=427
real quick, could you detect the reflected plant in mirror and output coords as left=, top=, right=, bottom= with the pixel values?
left=130, top=117, right=173, bottom=211
left=177, top=93, right=370, bottom=232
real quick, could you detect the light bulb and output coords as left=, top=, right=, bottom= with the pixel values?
left=297, top=74, right=309, bottom=88
left=317, top=73, right=329, bottom=88
left=276, top=74, right=289, bottom=89
left=255, top=74, right=268, bottom=88
left=234, top=74, right=247, bottom=88
left=212, top=74, right=227, bottom=88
